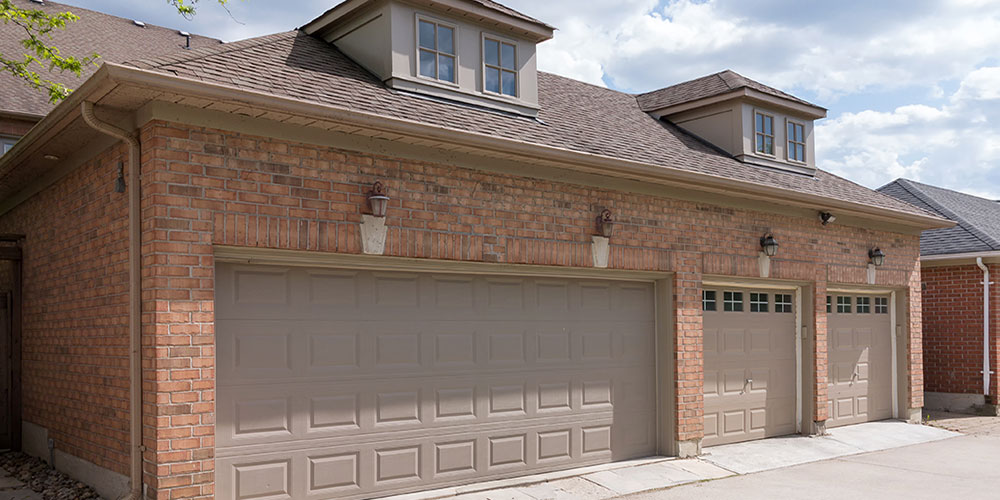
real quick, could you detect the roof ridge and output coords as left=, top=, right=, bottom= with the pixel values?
left=897, top=179, right=1000, bottom=250
left=128, top=31, right=295, bottom=70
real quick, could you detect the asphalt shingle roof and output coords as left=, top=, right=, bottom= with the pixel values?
left=126, top=30, right=932, bottom=219
left=0, top=0, right=220, bottom=118
left=878, top=179, right=1000, bottom=255
left=636, top=69, right=823, bottom=112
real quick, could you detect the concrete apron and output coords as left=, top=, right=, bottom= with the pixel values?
left=382, top=420, right=959, bottom=500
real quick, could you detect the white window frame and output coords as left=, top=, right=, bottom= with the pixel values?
left=874, top=296, right=889, bottom=314
left=754, top=110, right=776, bottom=157
left=702, top=290, right=717, bottom=311
left=836, top=295, right=851, bottom=313
left=786, top=119, right=806, bottom=164
left=415, top=14, right=458, bottom=86
left=749, top=292, right=769, bottom=313
left=856, top=296, right=871, bottom=313
left=0, top=135, right=17, bottom=156
left=481, top=32, right=519, bottom=98
left=723, top=291, right=743, bottom=312
left=775, top=294, right=793, bottom=313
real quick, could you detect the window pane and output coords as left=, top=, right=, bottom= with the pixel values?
left=756, top=135, right=764, bottom=153
left=787, top=122, right=794, bottom=141
left=419, top=21, right=436, bottom=49
left=485, top=66, right=500, bottom=93
left=501, top=42, right=516, bottom=70
left=484, top=38, right=499, bottom=66
left=764, top=116, right=772, bottom=134
left=438, top=54, right=455, bottom=82
left=796, top=144, right=804, bottom=161
left=764, top=136, right=773, bottom=154
left=419, top=49, right=436, bottom=78
left=438, top=25, right=454, bottom=55
left=796, top=124, right=803, bottom=141
left=756, top=113, right=763, bottom=133
left=501, top=70, right=516, bottom=96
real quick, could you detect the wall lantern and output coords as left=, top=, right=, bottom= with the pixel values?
left=869, top=247, right=886, bottom=267
left=367, top=181, right=390, bottom=217
left=760, top=234, right=779, bottom=257
left=819, top=212, right=836, bottom=225
left=596, top=209, right=614, bottom=238
left=114, top=161, right=126, bottom=193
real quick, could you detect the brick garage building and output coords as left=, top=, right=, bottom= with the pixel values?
left=880, top=179, right=1000, bottom=413
left=0, top=1, right=950, bottom=499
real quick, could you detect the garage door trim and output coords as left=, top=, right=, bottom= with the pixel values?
left=704, top=278, right=804, bottom=435
left=215, top=245, right=671, bottom=282
left=827, top=286, right=899, bottom=419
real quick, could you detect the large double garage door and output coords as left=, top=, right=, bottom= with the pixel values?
left=215, top=263, right=657, bottom=500
left=703, top=287, right=894, bottom=446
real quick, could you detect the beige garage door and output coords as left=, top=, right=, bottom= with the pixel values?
left=703, top=288, right=796, bottom=446
left=827, top=294, right=892, bottom=428
left=215, top=263, right=656, bottom=500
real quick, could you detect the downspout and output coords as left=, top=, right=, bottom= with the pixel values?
left=977, top=257, right=991, bottom=397
left=81, top=102, right=143, bottom=500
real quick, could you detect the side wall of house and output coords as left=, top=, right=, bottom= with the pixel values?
left=921, top=265, right=991, bottom=396
left=137, top=119, right=923, bottom=499
left=0, top=116, right=35, bottom=140
left=0, top=145, right=131, bottom=480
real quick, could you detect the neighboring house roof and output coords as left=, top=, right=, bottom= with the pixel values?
left=878, top=179, right=1000, bottom=256
left=0, top=0, right=221, bottom=119
left=125, top=30, right=931, bottom=219
left=636, top=69, right=823, bottom=112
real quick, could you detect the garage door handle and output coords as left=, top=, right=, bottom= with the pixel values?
left=741, top=378, right=753, bottom=394
left=850, top=371, right=858, bottom=386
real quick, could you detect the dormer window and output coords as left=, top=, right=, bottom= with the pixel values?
left=483, top=36, right=517, bottom=97
left=754, top=111, right=774, bottom=156
left=787, top=120, right=805, bottom=163
left=417, top=18, right=456, bottom=83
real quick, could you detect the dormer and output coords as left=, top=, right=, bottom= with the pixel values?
left=303, top=0, right=554, bottom=117
left=638, top=70, right=827, bottom=176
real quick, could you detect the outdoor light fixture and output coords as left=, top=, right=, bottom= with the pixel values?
left=869, top=247, right=886, bottom=267
left=43, top=154, right=59, bottom=161
left=114, top=162, right=126, bottom=193
left=367, top=181, right=390, bottom=217
left=596, top=209, right=614, bottom=238
left=819, top=212, right=836, bottom=225
left=760, top=234, right=779, bottom=257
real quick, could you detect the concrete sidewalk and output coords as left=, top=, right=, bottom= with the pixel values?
left=385, top=421, right=957, bottom=500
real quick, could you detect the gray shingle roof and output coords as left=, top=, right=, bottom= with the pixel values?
left=125, top=30, right=934, bottom=220
left=636, top=69, right=823, bottom=112
left=0, top=0, right=221, bottom=118
left=878, top=179, right=1000, bottom=255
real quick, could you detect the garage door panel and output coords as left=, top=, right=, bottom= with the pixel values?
left=827, top=294, right=892, bottom=428
left=703, top=287, right=796, bottom=447
left=217, top=264, right=655, bottom=499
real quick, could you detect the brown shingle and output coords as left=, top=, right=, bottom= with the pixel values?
left=126, top=30, right=932, bottom=219
left=636, top=69, right=823, bottom=112
left=0, top=0, right=221, bottom=118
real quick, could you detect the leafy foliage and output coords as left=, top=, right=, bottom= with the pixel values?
left=0, top=0, right=233, bottom=103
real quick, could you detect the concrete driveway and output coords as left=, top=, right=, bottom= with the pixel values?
left=622, top=412, right=1000, bottom=500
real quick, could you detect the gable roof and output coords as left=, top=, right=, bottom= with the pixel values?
left=636, top=69, right=824, bottom=113
left=878, top=179, right=1000, bottom=256
left=121, top=30, right=936, bottom=222
left=0, top=0, right=221, bottom=119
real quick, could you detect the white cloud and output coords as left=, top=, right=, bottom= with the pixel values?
left=817, top=66, right=1000, bottom=197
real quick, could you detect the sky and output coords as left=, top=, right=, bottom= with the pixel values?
left=60, top=0, right=1000, bottom=199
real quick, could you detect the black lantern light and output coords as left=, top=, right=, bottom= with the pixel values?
left=367, top=181, right=390, bottom=217
left=760, top=234, right=779, bottom=257
left=869, top=247, right=886, bottom=267
left=596, top=209, right=614, bottom=238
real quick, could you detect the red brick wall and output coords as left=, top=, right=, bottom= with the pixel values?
left=136, top=119, right=922, bottom=499
left=0, top=116, right=36, bottom=139
left=922, top=265, right=987, bottom=394
left=922, top=263, right=1000, bottom=399
left=0, top=144, right=131, bottom=475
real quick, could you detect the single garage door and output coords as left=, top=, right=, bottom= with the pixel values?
left=702, top=287, right=796, bottom=446
left=826, top=293, right=892, bottom=428
left=215, top=263, right=657, bottom=500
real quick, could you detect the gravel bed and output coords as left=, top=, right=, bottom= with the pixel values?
left=0, top=451, right=101, bottom=499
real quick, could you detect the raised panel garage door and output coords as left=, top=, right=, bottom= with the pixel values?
left=215, top=263, right=656, bottom=500
left=702, top=288, right=796, bottom=446
left=827, top=294, right=892, bottom=428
